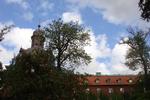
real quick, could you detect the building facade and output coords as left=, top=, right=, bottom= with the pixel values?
left=85, top=75, right=138, bottom=95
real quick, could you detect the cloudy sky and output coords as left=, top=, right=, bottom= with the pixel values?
left=0, top=0, right=149, bottom=75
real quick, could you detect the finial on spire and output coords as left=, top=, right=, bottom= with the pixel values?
left=38, top=25, right=41, bottom=29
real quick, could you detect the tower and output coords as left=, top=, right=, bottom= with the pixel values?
left=31, top=25, right=45, bottom=48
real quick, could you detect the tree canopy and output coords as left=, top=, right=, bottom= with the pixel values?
left=44, top=19, right=91, bottom=70
left=2, top=49, right=86, bottom=100
left=139, top=0, right=150, bottom=21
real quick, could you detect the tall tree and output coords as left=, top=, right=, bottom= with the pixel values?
left=139, top=0, right=150, bottom=21
left=121, top=28, right=150, bottom=91
left=45, top=19, right=91, bottom=70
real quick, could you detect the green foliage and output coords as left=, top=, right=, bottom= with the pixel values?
left=98, top=92, right=109, bottom=100
left=44, top=18, right=91, bottom=70
left=77, top=92, right=97, bottom=100
left=139, top=0, right=150, bottom=21
left=129, top=75, right=150, bottom=100
left=110, top=93, right=124, bottom=100
left=2, top=49, right=86, bottom=100
left=122, top=29, right=150, bottom=70
left=77, top=92, right=127, bottom=100
left=130, top=91, right=150, bottom=100
left=0, top=62, right=3, bottom=88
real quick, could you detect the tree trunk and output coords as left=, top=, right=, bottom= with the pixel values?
left=141, top=55, right=149, bottom=92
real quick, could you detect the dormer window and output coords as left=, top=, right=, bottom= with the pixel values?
left=128, top=79, right=133, bottom=83
left=116, top=78, right=121, bottom=83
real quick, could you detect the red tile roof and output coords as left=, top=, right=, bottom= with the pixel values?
left=85, top=75, right=138, bottom=86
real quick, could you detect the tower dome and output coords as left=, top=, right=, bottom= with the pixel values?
left=31, top=25, right=45, bottom=48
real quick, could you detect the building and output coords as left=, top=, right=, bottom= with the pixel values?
left=84, top=74, right=138, bottom=95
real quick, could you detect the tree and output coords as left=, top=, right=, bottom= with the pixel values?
left=44, top=19, right=91, bottom=70
left=121, top=28, right=150, bottom=91
left=139, top=0, right=150, bottom=21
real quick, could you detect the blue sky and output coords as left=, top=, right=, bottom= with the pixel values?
left=0, top=0, right=149, bottom=75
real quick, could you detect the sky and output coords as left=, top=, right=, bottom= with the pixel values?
left=0, top=0, right=149, bottom=75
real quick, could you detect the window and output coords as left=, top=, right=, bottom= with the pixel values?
left=96, top=88, right=101, bottom=93
left=86, top=88, right=90, bottom=92
left=120, top=88, right=124, bottom=92
left=31, top=68, right=35, bottom=73
left=108, top=88, right=113, bottom=93
left=95, top=79, right=100, bottom=84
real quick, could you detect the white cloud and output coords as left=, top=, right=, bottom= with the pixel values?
left=0, top=24, right=33, bottom=65
left=2, top=27, right=33, bottom=49
left=23, top=12, right=34, bottom=21
left=62, top=12, right=83, bottom=24
left=84, top=32, right=111, bottom=59
left=5, top=0, right=29, bottom=9
left=66, top=0, right=150, bottom=27
left=109, top=44, right=134, bottom=74
left=76, top=29, right=139, bottom=75
left=0, top=45, right=14, bottom=64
